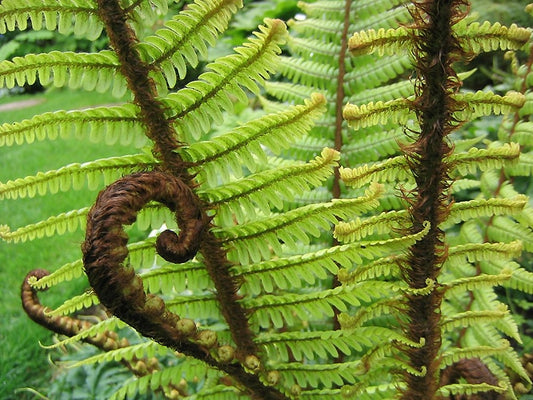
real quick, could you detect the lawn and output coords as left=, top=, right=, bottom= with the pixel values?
left=0, top=88, right=137, bottom=399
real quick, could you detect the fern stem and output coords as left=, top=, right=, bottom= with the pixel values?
left=401, top=0, right=466, bottom=398
left=96, top=0, right=188, bottom=177
left=93, top=3, right=286, bottom=398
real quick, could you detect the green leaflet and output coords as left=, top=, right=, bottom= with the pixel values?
left=137, top=0, right=243, bottom=83
left=201, top=146, right=338, bottom=224
left=180, top=92, right=327, bottom=186
left=217, top=182, right=384, bottom=263
left=0, top=50, right=124, bottom=92
left=0, top=154, right=157, bottom=200
left=0, top=0, right=103, bottom=40
left=0, top=104, right=143, bottom=147
left=163, top=18, right=288, bottom=141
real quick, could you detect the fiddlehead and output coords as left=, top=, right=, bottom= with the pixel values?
left=21, top=269, right=160, bottom=379
left=82, top=170, right=288, bottom=400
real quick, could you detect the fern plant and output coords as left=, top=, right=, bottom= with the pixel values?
left=1, top=0, right=533, bottom=399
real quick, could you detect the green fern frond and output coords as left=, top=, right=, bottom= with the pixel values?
left=297, top=1, right=345, bottom=18
left=444, top=196, right=528, bottom=226
left=454, top=90, right=526, bottom=120
left=234, top=231, right=426, bottom=295
left=68, top=341, right=167, bottom=369
left=287, top=18, right=343, bottom=42
left=137, top=0, right=243, bottom=83
left=109, top=362, right=210, bottom=400
left=444, top=271, right=512, bottom=296
left=0, top=207, right=88, bottom=243
left=48, top=291, right=99, bottom=317
left=257, top=326, right=415, bottom=362
left=440, top=340, right=511, bottom=367
left=441, top=305, right=509, bottom=333
left=166, top=295, right=222, bottom=321
left=487, top=216, right=533, bottom=251
left=344, top=55, right=413, bottom=93
left=0, top=0, right=103, bottom=40
left=180, top=93, right=327, bottom=186
left=142, top=262, right=211, bottom=295
left=339, top=156, right=410, bottom=188
left=0, top=154, right=157, bottom=200
left=164, top=18, right=287, bottom=141
left=444, top=241, right=523, bottom=266
left=0, top=51, right=124, bottom=92
left=277, top=56, right=337, bottom=91
left=343, top=127, right=404, bottom=164
left=343, top=99, right=412, bottom=130
left=218, top=183, right=384, bottom=263
left=348, top=26, right=410, bottom=56
left=42, top=317, right=126, bottom=349
left=456, top=20, right=531, bottom=53
left=437, top=383, right=507, bottom=398
left=201, top=147, right=339, bottom=224
left=274, top=359, right=360, bottom=388
left=451, top=142, right=521, bottom=175
left=263, top=81, right=329, bottom=105
left=334, top=210, right=409, bottom=242
left=481, top=259, right=533, bottom=293
left=0, top=104, right=143, bottom=147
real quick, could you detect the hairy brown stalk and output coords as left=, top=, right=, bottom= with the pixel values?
left=21, top=269, right=159, bottom=378
left=82, top=171, right=287, bottom=400
left=95, top=0, right=259, bottom=362
left=400, top=0, right=468, bottom=398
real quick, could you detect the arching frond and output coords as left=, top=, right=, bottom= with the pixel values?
left=0, top=51, right=124, bottom=93
left=164, top=18, right=288, bottom=141
left=0, top=104, right=143, bottom=147
left=0, top=154, right=157, bottom=200
left=0, top=0, right=102, bottom=40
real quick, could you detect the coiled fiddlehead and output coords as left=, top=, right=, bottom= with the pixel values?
left=82, top=170, right=287, bottom=400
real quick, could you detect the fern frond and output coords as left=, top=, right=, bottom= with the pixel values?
left=0, top=154, right=157, bottom=200
left=457, top=20, right=531, bottom=53
left=257, top=326, right=414, bottom=362
left=441, top=305, right=509, bottom=333
left=487, top=216, right=533, bottom=252
left=275, top=359, right=359, bottom=388
left=437, top=383, right=507, bottom=398
left=0, top=104, right=143, bottom=147
left=109, top=362, right=210, bottom=400
left=247, top=280, right=406, bottom=329
left=339, top=156, right=410, bottom=188
left=444, top=196, right=528, bottom=226
left=444, top=241, right=523, bottom=266
left=42, top=317, right=126, bottom=349
left=164, top=18, right=287, bottom=141
left=48, top=292, right=99, bottom=317
left=234, top=231, right=426, bottom=295
left=68, top=341, right=167, bottom=369
left=0, top=51, right=124, bottom=92
left=348, top=26, right=410, bottom=56
left=454, top=90, right=526, bottom=120
left=0, top=0, right=103, bottom=40
left=343, top=127, right=404, bottom=164
left=444, top=271, right=512, bottom=296
left=201, top=147, right=339, bottom=224
left=451, top=142, right=521, bottom=175
left=137, top=0, right=243, bottom=83
left=334, top=210, right=409, bottom=242
left=0, top=207, right=88, bottom=243
left=166, top=295, right=222, bottom=321
left=440, top=340, right=511, bottom=367
left=481, top=259, right=533, bottom=294
left=181, top=93, right=327, bottom=186
left=343, top=99, right=412, bottom=130
left=142, top=262, right=211, bottom=295
left=277, top=56, right=337, bottom=91
left=218, top=183, right=384, bottom=263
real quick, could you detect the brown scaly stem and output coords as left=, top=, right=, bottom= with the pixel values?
left=400, top=0, right=467, bottom=398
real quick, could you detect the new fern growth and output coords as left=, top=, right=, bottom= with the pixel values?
left=1, top=0, right=533, bottom=399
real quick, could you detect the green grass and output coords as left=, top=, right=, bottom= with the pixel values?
left=0, top=87, right=137, bottom=400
